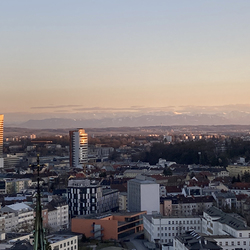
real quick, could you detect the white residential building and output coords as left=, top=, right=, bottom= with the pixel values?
left=47, top=199, right=69, bottom=231
left=143, top=214, right=202, bottom=244
left=0, top=211, right=17, bottom=232
left=128, top=175, right=160, bottom=214
left=119, top=192, right=127, bottom=211
left=0, top=203, right=33, bottom=232
left=202, top=206, right=250, bottom=249
left=47, top=234, right=78, bottom=250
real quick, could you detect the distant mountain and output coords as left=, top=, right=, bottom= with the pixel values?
left=14, top=112, right=250, bottom=129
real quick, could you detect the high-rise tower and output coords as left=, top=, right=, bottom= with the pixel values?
left=69, top=129, right=88, bottom=168
left=0, top=115, right=3, bottom=158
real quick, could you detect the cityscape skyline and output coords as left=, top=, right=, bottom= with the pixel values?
left=1, top=1, right=250, bottom=118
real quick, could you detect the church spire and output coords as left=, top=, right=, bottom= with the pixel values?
left=33, top=154, right=46, bottom=250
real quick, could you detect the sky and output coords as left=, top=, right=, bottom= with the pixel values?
left=1, top=1, right=250, bottom=119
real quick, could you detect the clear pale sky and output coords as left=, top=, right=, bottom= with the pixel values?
left=1, top=1, right=250, bottom=115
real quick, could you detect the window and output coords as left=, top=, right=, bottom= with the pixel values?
left=225, top=242, right=228, bottom=246
left=231, top=242, right=234, bottom=245
left=240, top=233, right=242, bottom=237
left=238, top=242, right=240, bottom=245
left=244, top=241, right=246, bottom=245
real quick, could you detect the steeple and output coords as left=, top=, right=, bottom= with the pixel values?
left=33, top=154, right=46, bottom=250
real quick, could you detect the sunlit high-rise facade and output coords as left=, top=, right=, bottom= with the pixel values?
left=69, top=128, right=88, bottom=168
left=0, top=115, right=3, bottom=158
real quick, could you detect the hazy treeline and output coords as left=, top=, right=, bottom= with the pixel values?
left=133, top=138, right=250, bottom=166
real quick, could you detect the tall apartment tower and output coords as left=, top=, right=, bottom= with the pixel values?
left=69, top=128, right=88, bottom=168
left=0, top=115, right=3, bottom=158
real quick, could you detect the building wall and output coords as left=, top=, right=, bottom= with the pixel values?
left=141, top=183, right=160, bottom=214
left=2, top=212, right=18, bottom=232
left=143, top=215, right=202, bottom=244
left=48, top=235, right=78, bottom=250
left=119, top=193, right=127, bottom=211
left=72, top=218, right=118, bottom=240
left=72, top=212, right=145, bottom=240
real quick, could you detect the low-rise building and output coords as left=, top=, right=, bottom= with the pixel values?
left=5, top=178, right=32, bottom=194
left=0, top=203, right=33, bottom=232
left=160, top=195, right=214, bottom=216
left=202, top=206, right=250, bottom=249
left=71, top=211, right=146, bottom=240
left=47, top=234, right=78, bottom=250
left=174, top=231, right=222, bottom=250
left=143, top=214, right=202, bottom=244
left=0, top=211, right=18, bottom=232
left=212, top=191, right=236, bottom=210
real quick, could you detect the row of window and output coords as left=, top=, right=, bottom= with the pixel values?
left=157, top=226, right=200, bottom=234
left=157, top=220, right=199, bottom=229
left=219, top=241, right=248, bottom=246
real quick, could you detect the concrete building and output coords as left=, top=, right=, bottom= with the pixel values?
left=5, top=178, right=32, bottom=194
left=119, top=192, right=127, bottom=211
left=174, top=231, right=222, bottom=250
left=69, top=128, right=88, bottom=168
left=143, top=214, right=202, bottom=244
left=47, top=199, right=69, bottom=231
left=202, top=206, right=250, bottom=249
left=128, top=175, right=160, bottom=214
left=4, top=154, right=22, bottom=168
left=72, top=211, right=146, bottom=240
left=47, top=235, right=78, bottom=250
left=0, top=203, right=33, bottom=232
left=160, top=195, right=214, bottom=216
left=0, top=211, right=18, bottom=232
left=212, top=191, right=237, bottom=210
left=68, top=179, right=119, bottom=217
